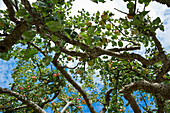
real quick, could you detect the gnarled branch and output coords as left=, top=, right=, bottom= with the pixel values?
left=0, top=87, right=46, bottom=113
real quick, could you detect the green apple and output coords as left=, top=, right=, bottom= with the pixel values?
left=6, top=103, right=10, bottom=107
left=0, top=104, right=4, bottom=108
left=88, top=60, right=94, bottom=66
left=106, top=24, right=111, bottom=30
left=97, top=42, right=102, bottom=47
left=102, top=38, right=108, bottom=43
left=79, top=57, right=83, bottom=61
left=101, top=14, right=107, bottom=20
left=99, top=20, right=105, bottom=26
left=131, top=28, right=139, bottom=35
left=81, top=27, right=86, bottom=32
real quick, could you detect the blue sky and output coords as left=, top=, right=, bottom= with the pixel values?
left=0, top=0, right=170, bottom=113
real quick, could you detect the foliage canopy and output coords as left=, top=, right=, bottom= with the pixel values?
left=0, top=0, right=170, bottom=113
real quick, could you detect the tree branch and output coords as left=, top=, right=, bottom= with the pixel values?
left=119, top=80, right=170, bottom=112
left=60, top=102, right=74, bottom=113
left=52, top=60, right=96, bottom=113
left=0, top=87, right=46, bottom=113
left=21, top=0, right=34, bottom=17
left=5, top=105, right=27, bottom=112
left=119, top=80, right=170, bottom=99
left=0, top=21, right=28, bottom=53
left=99, top=88, right=114, bottom=113
left=3, top=0, right=18, bottom=23
left=54, top=31, right=163, bottom=68
left=124, top=93, right=141, bottom=113
left=107, top=46, right=140, bottom=52
left=40, top=91, right=60, bottom=108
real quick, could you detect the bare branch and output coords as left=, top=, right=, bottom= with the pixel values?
left=124, top=93, right=141, bottom=113
left=119, top=80, right=170, bottom=100
left=5, top=105, right=27, bottom=112
left=62, top=62, right=82, bottom=69
left=155, top=94, right=165, bottom=113
left=99, top=88, right=114, bottom=113
left=108, top=46, right=140, bottom=52
left=60, top=102, right=74, bottom=113
left=114, top=8, right=128, bottom=15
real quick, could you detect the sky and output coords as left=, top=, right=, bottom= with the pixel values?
left=0, top=0, right=170, bottom=113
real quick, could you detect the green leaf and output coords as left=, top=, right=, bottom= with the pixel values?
left=34, top=1, right=47, bottom=7
left=140, top=11, right=150, bottom=17
left=127, top=2, right=134, bottom=9
left=159, top=25, right=164, bottom=31
left=23, top=48, right=38, bottom=61
left=52, top=0, right=58, bottom=4
left=99, top=0, right=106, bottom=3
left=0, top=51, right=12, bottom=61
left=22, top=30, right=36, bottom=42
left=42, top=56, right=53, bottom=66
left=46, top=21, right=59, bottom=32
left=52, top=35, right=58, bottom=42
left=70, top=31, right=78, bottom=39
left=118, top=40, right=123, bottom=47
left=88, top=26, right=96, bottom=35
left=153, top=17, right=161, bottom=25
left=91, top=0, right=99, bottom=3
left=64, top=28, right=72, bottom=35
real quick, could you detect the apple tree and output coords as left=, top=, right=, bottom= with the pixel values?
left=0, top=0, right=170, bottom=113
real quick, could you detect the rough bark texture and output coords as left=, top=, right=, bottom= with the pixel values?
left=119, top=80, right=170, bottom=112
left=0, top=21, right=28, bottom=53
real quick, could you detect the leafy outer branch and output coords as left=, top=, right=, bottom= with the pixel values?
left=28, top=42, right=96, bottom=113
left=0, top=87, right=46, bottom=113
left=54, top=31, right=165, bottom=68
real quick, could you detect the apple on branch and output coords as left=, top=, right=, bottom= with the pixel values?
left=99, top=20, right=105, bottom=26
left=0, top=104, right=4, bottom=109
left=76, top=70, right=82, bottom=74
left=114, top=30, right=120, bottom=35
left=18, top=86, right=23, bottom=90
left=88, top=60, right=94, bottom=66
left=53, top=73, right=60, bottom=77
left=86, top=21, right=92, bottom=27
left=51, top=102, right=55, bottom=106
left=67, top=56, right=72, bottom=61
